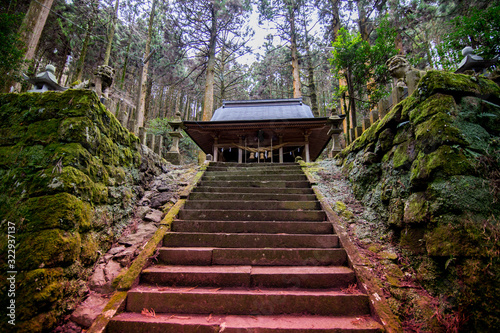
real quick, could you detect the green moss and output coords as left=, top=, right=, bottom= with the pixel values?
left=106, top=165, right=127, bottom=185
left=12, top=268, right=64, bottom=331
left=29, top=166, right=108, bottom=202
left=0, top=144, right=23, bottom=168
left=58, top=116, right=101, bottom=150
left=17, top=193, right=92, bottom=232
left=17, top=229, right=81, bottom=270
left=410, top=93, right=457, bottom=125
left=417, top=70, right=500, bottom=100
left=425, top=223, right=483, bottom=256
left=455, top=121, right=492, bottom=154
left=400, top=94, right=421, bottom=120
left=393, top=140, right=415, bottom=170
left=98, top=136, right=120, bottom=165
left=403, top=192, right=429, bottom=224
left=426, top=176, right=496, bottom=217
left=24, top=118, right=61, bottom=145
left=414, top=112, right=467, bottom=152
left=348, top=119, right=380, bottom=154
left=375, top=128, right=395, bottom=155
left=51, top=142, right=110, bottom=184
left=392, top=123, right=413, bottom=146
left=376, top=103, right=404, bottom=135
left=387, top=198, right=404, bottom=227
left=80, top=232, right=100, bottom=266
left=0, top=89, right=166, bottom=331
left=410, top=146, right=474, bottom=186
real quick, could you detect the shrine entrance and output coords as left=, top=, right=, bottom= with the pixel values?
left=183, top=98, right=344, bottom=163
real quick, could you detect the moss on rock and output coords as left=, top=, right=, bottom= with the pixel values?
left=414, top=112, right=467, bottom=152
left=338, top=70, right=500, bottom=331
left=409, top=93, right=457, bottom=126
left=403, top=192, right=429, bottom=224
left=393, top=140, right=415, bottom=170
left=410, top=146, right=474, bottom=187
left=17, top=229, right=81, bottom=270
left=417, top=70, right=500, bottom=101
left=17, top=193, right=92, bottom=232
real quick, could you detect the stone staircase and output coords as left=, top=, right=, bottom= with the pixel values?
left=107, top=163, right=383, bottom=332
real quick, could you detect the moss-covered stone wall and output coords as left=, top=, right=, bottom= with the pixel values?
left=337, top=71, right=500, bottom=331
left=0, top=90, right=164, bottom=332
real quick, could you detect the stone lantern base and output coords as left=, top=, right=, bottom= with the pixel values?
left=165, top=151, right=182, bottom=165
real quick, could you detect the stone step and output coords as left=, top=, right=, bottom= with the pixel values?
left=140, top=265, right=356, bottom=289
left=189, top=192, right=317, bottom=202
left=202, top=174, right=307, bottom=181
left=108, top=312, right=383, bottom=333
left=125, top=286, right=371, bottom=316
left=207, top=163, right=300, bottom=170
left=183, top=200, right=321, bottom=211
left=171, top=220, right=333, bottom=234
left=192, top=186, right=314, bottom=195
left=157, top=247, right=348, bottom=266
left=164, top=233, right=338, bottom=248
left=178, top=209, right=326, bottom=221
left=206, top=169, right=305, bottom=176
left=198, top=180, right=311, bottom=188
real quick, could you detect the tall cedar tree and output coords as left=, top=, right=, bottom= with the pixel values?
left=172, top=0, right=251, bottom=121
left=258, top=0, right=305, bottom=98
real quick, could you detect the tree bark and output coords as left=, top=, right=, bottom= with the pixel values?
left=103, top=0, right=120, bottom=66
left=202, top=4, right=218, bottom=121
left=74, top=19, right=94, bottom=82
left=289, top=5, right=301, bottom=98
left=330, top=0, right=341, bottom=41
left=356, top=0, right=370, bottom=41
left=303, top=17, right=318, bottom=116
left=135, top=0, right=157, bottom=133
left=19, top=0, right=54, bottom=63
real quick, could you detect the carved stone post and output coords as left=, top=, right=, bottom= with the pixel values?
left=165, top=111, right=184, bottom=165
left=154, top=135, right=162, bottom=158
left=238, top=136, right=243, bottom=164
left=279, top=135, right=284, bottom=164
left=304, top=132, right=310, bottom=163
left=213, top=137, right=219, bottom=162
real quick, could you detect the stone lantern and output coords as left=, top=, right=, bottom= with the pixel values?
left=165, top=111, right=184, bottom=165
left=23, top=64, right=67, bottom=92
left=455, top=46, right=498, bottom=74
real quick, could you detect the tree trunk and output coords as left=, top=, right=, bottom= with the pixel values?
left=303, top=18, right=318, bottom=116
left=289, top=6, right=301, bottom=98
left=103, top=0, right=120, bottom=66
left=74, top=19, right=94, bottom=82
left=330, top=0, right=341, bottom=41
left=346, top=70, right=357, bottom=143
left=134, top=0, right=157, bottom=133
left=356, top=0, right=370, bottom=41
left=202, top=4, right=217, bottom=121
left=19, top=0, right=54, bottom=63
left=144, top=76, right=154, bottom=124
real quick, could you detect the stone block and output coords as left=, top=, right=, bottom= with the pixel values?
left=146, top=133, right=155, bottom=151
left=406, top=69, right=423, bottom=96
left=362, top=117, right=371, bottom=132
left=370, top=109, right=379, bottom=123
left=154, top=135, right=163, bottom=157
left=355, top=126, right=363, bottom=138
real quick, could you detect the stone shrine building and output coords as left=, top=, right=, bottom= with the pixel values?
left=183, top=98, right=345, bottom=163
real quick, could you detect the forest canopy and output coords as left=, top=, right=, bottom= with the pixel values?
left=1, top=0, right=499, bottom=123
